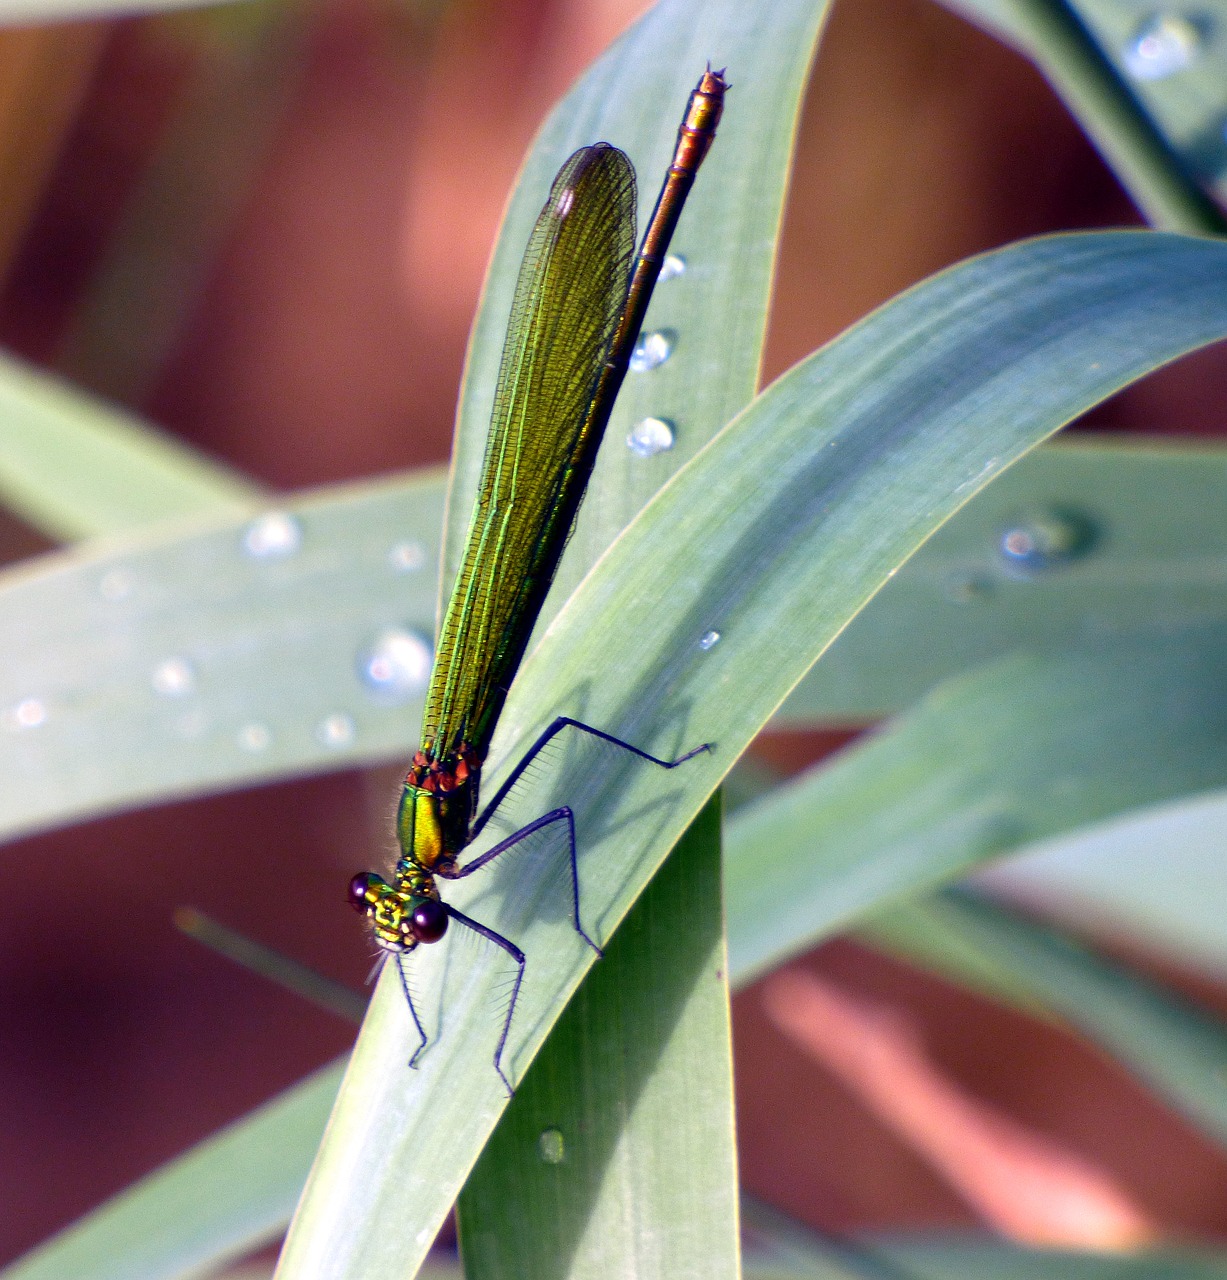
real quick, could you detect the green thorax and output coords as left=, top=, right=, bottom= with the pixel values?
left=396, top=747, right=481, bottom=876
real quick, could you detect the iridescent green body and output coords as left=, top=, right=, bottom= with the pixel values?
left=349, top=74, right=726, bottom=1085
left=357, top=143, right=639, bottom=950
left=426, top=145, right=638, bottom=767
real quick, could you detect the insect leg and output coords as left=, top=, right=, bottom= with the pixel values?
left=453, top=806, right=600, bottom=955
left=395, top=952, right=430, bottom=1069
left=445, top=906, right=526, bottom=1096
left=471, top=715, right=711, bottom=838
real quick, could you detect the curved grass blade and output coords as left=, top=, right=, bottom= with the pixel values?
left=0, top=351, right=261, bottom=542
left=444, top=7, right=821, bottom=611
left=0, top=469, right=445, bottom=845
left=459, top=796, right=733, bottom=1280
left=281, top=230, right=1227, bottom=1279
left=822, top=795, right=1227, bottom=1007
left=0, top=435, right=1222, bottom=850
left=17, top=634, right=1227, bottom=1277
left=780, top=438, right=1227, bottom=724
left=281, top=4, right=826, bottom=1277
left=938, top=0, right=1226, bottom=235
left=2, top=434, right=1222, bottom=849
left=1064, top=0, right=1227, bottom=224
left=14, top=790, right=1227, bottom=1278
left=867, top=889, right=1227, bottom=1156
left=0, top=1061, right=345, bottom=1280
left=727, top=625, right=1227, bottom=985
left=977, top=789, right=1227, bottom=979
left=745, top=1224, right=1227, bottom=1280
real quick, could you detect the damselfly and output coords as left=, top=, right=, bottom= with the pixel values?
left=350, top=68, right=726, bottom=1093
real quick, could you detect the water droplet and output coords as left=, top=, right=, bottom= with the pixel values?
left=698, top=630, right=721, bottom=651
left=3, top=698, right=46, bottom=730
left=538, top=1128, right=566, bottom=1164
left=999, top=510, right=1096, bottom=572
left=359, top=628, right=432, bottom=703
left=1122, top=14, right=1203, bottom=79
left=243, top=511, right=302, bottom=560
left=626, top=417, right=675, bottom=457
left=316, top=713, right=356, bottom=748
left=98, top=570, right=133, bottom=601
left=237, top=722, right=271, bottom=752
left=628, top=330, right=674, bottom=373
left=658, top=253, right=686, bottom=283
left=151, top=657, right=195, bottom=697
left=388, top=541, right=427, bottom=573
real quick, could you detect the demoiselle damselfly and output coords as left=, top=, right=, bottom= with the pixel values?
left=350, top=68, right=726, bottom=1093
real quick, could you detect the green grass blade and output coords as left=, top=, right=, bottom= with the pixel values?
left=442, top=0, right=829, bottom=617
left=28, top=620, right=1227, bottom=1277
left=0, top=470, right=444, bottom=842
left=0, top=352, right=261, bottom=541
left=727, top=626, right=1227, bottom=984
left=741, top=1195, right=918, bottom=1279
left=0, top=1061, right=344, bottom=1280
left=3, top=434, right=1224, bottom=842
left=743, top=1195, right=1227, bottom=1276
left=278, top=0, right=829, bottom=1275
left=0, top=844, right=731, bottom=1280
left=938, top=0, right=1227, bottom=235
left=977, top=789, right=1227, bottom=978
left=1070, top=0, right=1227, bottom=219
left=854, top=891, right=1058, bottom=1023
left=18, top=822, right=1227, bottom=1280
left=280, top=229, right=1227, bottom=1279
left=781, top=438, right=1227, bottom=723
left=459, top=796, right=736, bottom=1280
left=747, top=1233, right=1227, bottom=1279
left=215, top=1252, right=1123, bottom=1280
left=744, top=1186, right=1227, bottom=1276
left=866, top=890, right=1227, bottom=1154
left=876, top=1240, right=1227, bottom=1279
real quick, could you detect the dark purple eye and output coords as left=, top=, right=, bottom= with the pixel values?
left=348, top=872, right=379, bottom=911
left=410, top=899, right=448, bottom=943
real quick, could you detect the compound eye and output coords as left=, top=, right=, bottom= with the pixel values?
left=348, top=872, right=383, bottom=912
left=410, top=899, right=448, bottom=943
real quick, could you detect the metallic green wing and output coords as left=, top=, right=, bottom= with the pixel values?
left=423, top=143, right=637, bottom=762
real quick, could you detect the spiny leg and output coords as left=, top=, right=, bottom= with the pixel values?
left=454, top=806, right=600, bottom=954
left=446, top=906, right=525, bottom=1096
left=395, top=952, right=430, bottom=1069
left=471, top=715, right=711, bottom=840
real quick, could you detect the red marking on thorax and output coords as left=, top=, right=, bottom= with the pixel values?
left=405, top=744, right=481, bottom=795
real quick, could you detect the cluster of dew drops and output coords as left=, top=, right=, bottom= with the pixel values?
left=3, top=511, right=434, bottom=755
left=0, top=145, right=1135, bottom=745
left=621, top=252, right=728, bottom=656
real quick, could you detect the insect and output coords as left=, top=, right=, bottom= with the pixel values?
left=350, top=67, right=726, bottom=1094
